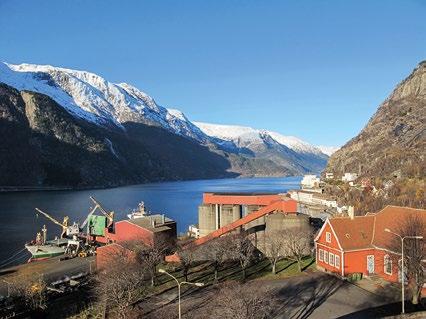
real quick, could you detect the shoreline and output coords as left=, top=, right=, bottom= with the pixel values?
left=0, top=174, right=301, bottom=194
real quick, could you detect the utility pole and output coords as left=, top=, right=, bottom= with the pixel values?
left=385, top=228, right=423, bottom=314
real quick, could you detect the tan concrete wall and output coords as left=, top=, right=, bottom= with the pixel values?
left=219, top=204, right=242, bottom=228
left=265, top=213, right=310, bottom=233
left=198, top=204, right=216, bottom=237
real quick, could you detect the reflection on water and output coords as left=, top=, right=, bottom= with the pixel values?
left=0, top=176, right=301, bottom=264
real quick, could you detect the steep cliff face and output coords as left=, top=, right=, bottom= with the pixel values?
left=0, top=84, right=234, bottom=187
left=325, top=62, right=426, bottom=179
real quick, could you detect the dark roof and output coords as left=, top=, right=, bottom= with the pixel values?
left=128, top=214, right=175, bottom=233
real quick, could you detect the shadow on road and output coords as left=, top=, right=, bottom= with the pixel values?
left=274, top=274, right=344, bottom=319
left=337, top=299, right=426, bottom=319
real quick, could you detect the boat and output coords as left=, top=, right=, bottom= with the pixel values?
left=25, top=241, right=67, bottom=261
left=24, top=197, right=115, bottom=262
left=25, top=225, right=68, bottom=261
left=127, top=201, right=150, bottom=220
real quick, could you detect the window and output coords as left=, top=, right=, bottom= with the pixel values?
left=318, top=249, right=324, bottom=262
left=335, top=255, right=340, bottom=268
left=384, top=255, right=392, bottom=275
left=324, top=251, right=329, bottom=264
left=326, top=232, right=331, bottom=243
left=329, top=253, right=335, bottom=266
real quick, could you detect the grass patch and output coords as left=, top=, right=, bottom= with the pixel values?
left=250, top=256, right=316, bottom=280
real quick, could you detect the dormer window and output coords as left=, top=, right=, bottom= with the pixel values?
left=326, top=232, right=331, bottom=243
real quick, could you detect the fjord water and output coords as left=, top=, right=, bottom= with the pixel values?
left=0, top=177, right=301, bottom=265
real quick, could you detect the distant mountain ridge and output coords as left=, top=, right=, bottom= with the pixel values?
left=0, top=62, right=332, bottom=187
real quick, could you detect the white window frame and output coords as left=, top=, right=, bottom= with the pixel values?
left=329, top=253, right=335, bottom=266
left=384, top=255, right=392, bottom=275
left=326, top=232, right=331, bottom=243
left=318, top=249, right=324, bottom=262
left=324, top=251, right=329, bottom=264
left=335, top=255, right=340, bottom=269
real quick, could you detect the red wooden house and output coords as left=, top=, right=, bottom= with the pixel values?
left=314, top=206, right=425, bottom=285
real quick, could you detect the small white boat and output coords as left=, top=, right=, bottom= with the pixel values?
left=127, top=201, right=149, bottom=220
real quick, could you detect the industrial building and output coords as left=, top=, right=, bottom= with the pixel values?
left=195, top=192, right=309, bottom=252
left=97, top=214, right=177, bottom=269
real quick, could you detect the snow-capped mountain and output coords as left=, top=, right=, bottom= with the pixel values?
left=194, top=122, right=329, bottom=174
left=0, top=62, right=333, bottom=186
left=194, top=122, right=326, bottom=156
left=0, top=62, right=207, bottom=141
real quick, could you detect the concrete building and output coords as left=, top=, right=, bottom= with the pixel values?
left=193, top=193, right=310, bottom=254
left=198, top=193, right=283, bottom=237
left=289, top=190, right=338, bottom=209
left=342, top=172, right=358, bottom=182
left=301, top=175, right=321, bottom=189
left=187, top=224, right=200, bottom=238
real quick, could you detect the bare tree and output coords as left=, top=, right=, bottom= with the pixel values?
left=264, top=230, right=286, bottom=274
left=209, top=281, right=276, bottom=319
left=177, top=243, right=196, bottom=282
left=282, top=227, right=312, bottom=272
left=134, top=239, right=169, bottom=287
left=200, top=236, right=232, bottom=282
left=94, top=245, right=150, bottom=319
left=229, top=233, right=256, bottom=281
left=387, top=214, right=425, bottom=305
left=10, top=276, right=47, bottom=312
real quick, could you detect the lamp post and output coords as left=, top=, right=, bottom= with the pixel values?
left=384, top=228, right=423, bottom=314
left=158, top=268, right=204, bottom=319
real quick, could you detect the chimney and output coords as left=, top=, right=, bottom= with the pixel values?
left=348, top=206, right=355, bottom=220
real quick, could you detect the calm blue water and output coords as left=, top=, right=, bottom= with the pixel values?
left=0, top=176, right=301, bottom=266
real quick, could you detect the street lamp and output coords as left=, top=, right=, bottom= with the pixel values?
left=384, top=228, right=423, bottom=314
left=158, top=268, right=204, bottom=319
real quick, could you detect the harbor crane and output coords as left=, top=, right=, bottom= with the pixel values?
left=35, top=208, right=70, bottom=238
left=89, top=196, right=115, bottom=228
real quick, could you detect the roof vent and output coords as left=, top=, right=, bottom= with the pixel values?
left=345, top=233, right=350, bottom=238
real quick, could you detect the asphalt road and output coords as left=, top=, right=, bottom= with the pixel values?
left=144, top=272, right=391, bottom=319
left=0, top=256, right=95, bottom=297
left=268, top=272, right=389, bottom=319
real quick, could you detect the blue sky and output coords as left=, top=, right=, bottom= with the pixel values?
left=0, top=0, right=425, bottom=146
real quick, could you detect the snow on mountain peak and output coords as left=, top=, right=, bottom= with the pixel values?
left=0, top=62, right=206, bottom=140
left=0, top=62, right=336, bottom=161
left=194, top=121, right=327, bottom=156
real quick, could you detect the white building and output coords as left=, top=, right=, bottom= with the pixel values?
left=301, top=175, right=321, bottom=189
left=342, top=172, right=358, bottom=182
left=289, top=190, right=337, bottom=208
left=325, top=172, right=334, bottom=180
left=187, top=224, right=200, bottom=238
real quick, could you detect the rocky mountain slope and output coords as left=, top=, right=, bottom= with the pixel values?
left=0, top=62, right=331, bottom=187
left=0, top=83, right=233, bottom=187
left=325, top=61, right=426, bottom=179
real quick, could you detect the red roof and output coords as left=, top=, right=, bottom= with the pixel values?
left=323, top=206, right=426, bottom=252
left=329, top=215, right=375, bottom=250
